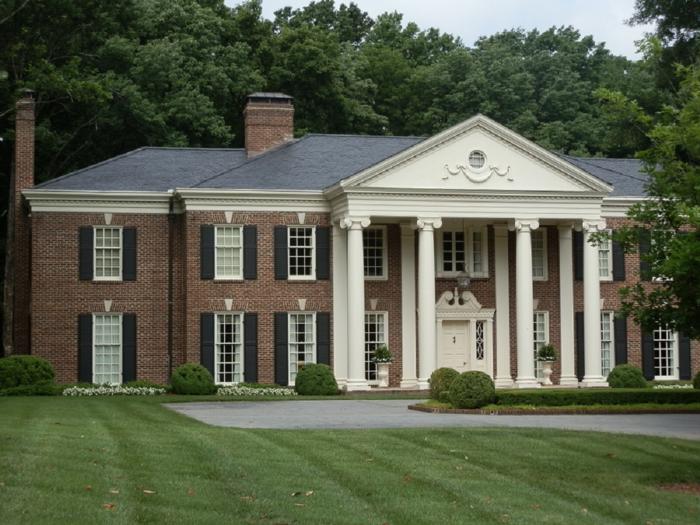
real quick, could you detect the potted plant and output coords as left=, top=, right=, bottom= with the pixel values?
left=372, top=344, right=392, bottom=387
left=537, top=344, right=557, bottom=386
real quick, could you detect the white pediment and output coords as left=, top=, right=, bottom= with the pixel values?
left=343, top=115, right=611, bottom=194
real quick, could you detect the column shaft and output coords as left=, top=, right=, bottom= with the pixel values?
left=515, top=220, right=540, bottom=388
left=400, top=224, right=418, bottom=388
left=558, top=224, right=578, bottom=386
left=582, top=221, right=608, bottom=387
left=417, top=218, right=441, bottom=389
left=493, top=224, right=513, bottom=388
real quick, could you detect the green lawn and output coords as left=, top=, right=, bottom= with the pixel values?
left=1, top=397, right=699, bottom=524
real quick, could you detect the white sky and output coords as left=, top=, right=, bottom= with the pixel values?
left=226, top=0, right=653, bottom=58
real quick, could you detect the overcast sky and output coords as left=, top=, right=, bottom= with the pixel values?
left=227, top=0, right=653, bottom=58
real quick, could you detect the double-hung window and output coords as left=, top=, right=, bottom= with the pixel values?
left=215, top=226, right=243, bottom=279
left=288, top=312, right=316, bottom=383
left=653, top=325, right=678, bottom=380
left=288, top=226, right=315, bottom=279
left=600, top=311, right=615, bottom=377
left=533, top=311, right=549, bottom=380
left=440, top=226, right=488, bottom=277
left=94, top=226, right=122, bottom=280
left=215, top=313, right=243, bottom=384
left=93, top=314, right=122, bottom=384
left=442, top=231, right=466, bottom=273
left=598, top=229, right=613, bottom=281
left=363, top=227, right=387, bottom=279
left=531, top=228, right=547, bottom=280
left=364, top=312, right=387, bottom=382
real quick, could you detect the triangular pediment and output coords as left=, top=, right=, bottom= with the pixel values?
left=341, top=115, right=611, bottom=194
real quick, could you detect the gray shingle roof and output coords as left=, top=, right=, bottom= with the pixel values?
left=33, top=136, right=649, bottom=197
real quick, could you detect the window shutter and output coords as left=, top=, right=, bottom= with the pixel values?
left=122, top=228, right=137, bottom=281
left=244, top=313, right=258, bottom=382
left=79, top=227, right=94, bottom=280
left=679, top=333, right=691, bottom=380
left=78, top=314, right=93, bottom=382
left=575, top=311, right=585, bottom=381
left=274, top=312, right=288, bottom=386
left=122, top=314, right=137, bottom=382
left=274, top=226, right=288, bottom=280
left=613, top=315, right=627, bottom=365
left=315, top=227, right=330, bottom=280
left=200, top=225, right=215, bottom=280
left=243, top=226, right=258, bottom=280
left=573, top=230, right=583, bottom=281
left=612, top=239, right=625, bottom=281
left=639, top=230, right=651, bottom=281
left=316, top=312, right=331, bottom=365
left=641, top=331, right=654, bottom=380
left=200, top=313, right=215, bottom=378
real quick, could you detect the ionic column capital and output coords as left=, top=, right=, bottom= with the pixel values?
left=509, top=219, right=539, bottom=232
left=340, top=216, right=371, bottom=230
left=415, top=217, right=442, bottom=231
left=582, top=219, right=607, bottom=233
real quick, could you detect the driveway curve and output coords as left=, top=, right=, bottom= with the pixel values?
left=165, top=399, right=700, bottom=440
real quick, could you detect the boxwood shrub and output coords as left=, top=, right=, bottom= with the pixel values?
left=607, top=364, right=648, bottom=388
left=170, top=363, right=216, bottom=395
left=496, top=388, right=700, bottom=406
left=429, top=367, right=459, bottom=402
left=448, top=371, right=496, bottom=409
left=0, top=355, right=55, bottom=390
left=294, top=363, right=338, bottom=395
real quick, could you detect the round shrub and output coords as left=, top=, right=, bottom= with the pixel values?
left=448, top=371, right=495, bottom=409
left=693, top=371, right=700, bottom=390
left=607, top=364, right=648, bottom=389
left=429, top=367, right=460, bottom=402
left=170, top=363, right=216, bottom=395
left=294, top=364, right=338, bottom=395
left=0, top=355, right=55, bottom=389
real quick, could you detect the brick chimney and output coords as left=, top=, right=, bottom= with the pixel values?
left=244, top=92, right=294, bottom=158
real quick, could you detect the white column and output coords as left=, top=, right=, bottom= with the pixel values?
left=581, top=219, right=608, bottom=387
left=400, top=223, right=418, bottom=388
left=332, top=224, right=348, bottom=387
left=513, top=219, right=540, bottom=389
left=558, top=224, right=578, bottom=386
left=493, top=224, right=513, bottom=388
left=341, top=216, right=371, bottom=391
left=416, top=217, right=442, bottom=389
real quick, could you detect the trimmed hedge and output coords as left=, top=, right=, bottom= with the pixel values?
left=496, top=388, right=700, bottom=406
left=429, top=367, right=460, bottom=403
left=607, top=364, right=647, bottom=389
left=0, top=355, right=55, bottom=389
left=170, top=363, right=216, bottom=395
left=294, top=364, right=338, bottom=395
left=0, top=383, right=63, bottom=396
left=448, top=371, right=495, bottom=409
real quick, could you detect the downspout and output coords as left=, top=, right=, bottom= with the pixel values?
left=167, top=190, right=175, bottom=378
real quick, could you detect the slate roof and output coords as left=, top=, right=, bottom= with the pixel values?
left=33, top=135, right=649, bottom=197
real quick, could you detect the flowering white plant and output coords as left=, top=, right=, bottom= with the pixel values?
left=652, top=384, right=693, bottom=390
left=216, top=385, right=297, bottom=397
left=62, top=385, right=166, bottom=396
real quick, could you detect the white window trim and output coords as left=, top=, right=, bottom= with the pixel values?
left=92, top=313, right=123, bottom=385
left=214, top=225, right=244, bottom=281
left=653, top=327, right=679, bottom=381
left=532, top=228, right=548, bottom=281
left=364, top=226, right=388, bottom=281
left=533, top=310, right=549, bottom=380
left=214, top=312, right=244, bottom=385
left=600, top=311, right=615, bottom=377
left=288, top=311, right=317, bottom=385
left=469, top=226, right=489, bottom=278
left=599, top=229, right=613, bottom=282
left=93, top=225, right=123, bottom=282
left=364, top=311, right=388, bottom=384
left=288, top=225, right=316, bottom=281
left=436, top=224, right=488, bottom=279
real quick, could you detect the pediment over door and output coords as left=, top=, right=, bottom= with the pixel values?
left=436, top=290, right=494, bottom=320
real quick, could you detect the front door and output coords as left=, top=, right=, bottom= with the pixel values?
left=439, top=320, right=469, bottom=372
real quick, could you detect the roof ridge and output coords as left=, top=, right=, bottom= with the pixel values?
left=304, top=132, right=427, bottom=140
left=141, top=146, right=245, bottom=152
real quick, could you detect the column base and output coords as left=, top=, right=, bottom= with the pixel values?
left=514, top=377, right=541, bottom=389
left=400, top=378, right=419, bottom=389
left=335, top=378, right=348, bottom=389
left=558, top=375, right=580, bottom=388
left=416, top=379, right=431, bottom=390
left=345, top=379, right=370, bottom=392
left=494, top=377, right=515, bottom=389
left=580, top=376, right=609, bottom=388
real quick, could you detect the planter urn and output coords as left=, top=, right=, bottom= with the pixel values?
left=377, top=362, right=390, bottom=387
left=541, top=361, right=554, bottom=386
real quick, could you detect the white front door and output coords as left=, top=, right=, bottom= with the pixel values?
left=439, top=320, right=469, bottom=372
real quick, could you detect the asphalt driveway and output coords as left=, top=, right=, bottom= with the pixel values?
left=165, top=399, right=700, bottom=440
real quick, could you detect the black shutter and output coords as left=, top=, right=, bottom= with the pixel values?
left=315, top=227, right=330, bottom=280
left=639, top=230, right=651, bottom=281
left=200, top=225, right=215, bottom=280
left=316, top=312, right=331, bottom=365
left=274, top=226, right=288, bottom=280
left=243, top=226, right=257, bottom=280
left=679, top=333, right=691, bottom=380
left=614, top=315, right=628, bottom=365
left=612, top=238, right=625, bottom=281
left=274, top=312, right=288, bottom=385
left=573, top=230, right=583, bottom=281
left=122, top=314, right=137, bottom=382
left=122, top=228, right=137, bottom=281
left=79, top=227, right=94, bottom=280
left=244, top=313, right=258, bottom=383
left=200, top=313, right=215, bottom=378
left=641, top=331, right=654, bottom=380
left=575, top=312, right=585, bottom=381
left=78, top=314, right=93, bottom=382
